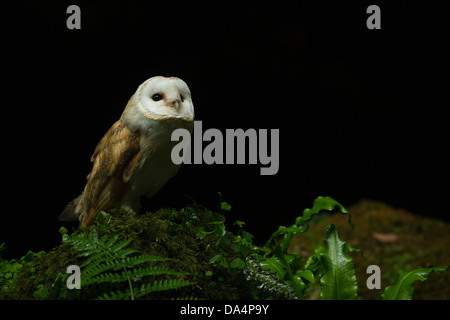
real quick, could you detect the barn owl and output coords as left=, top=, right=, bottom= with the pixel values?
left=60, top=76, right=195, bottom=227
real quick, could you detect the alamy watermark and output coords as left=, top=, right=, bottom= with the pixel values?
left=66, top=264, right=381, bottom=290
left=67, top=5, right=381, bottom=31
left=66, top=265, right=81, bottom=289
left=66, top=5, right=81, bottom=30
left=366, top=5, right=381, bottom=30
left=171, top=121, right=280, bottom=176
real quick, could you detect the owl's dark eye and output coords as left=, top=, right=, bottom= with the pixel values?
left=152, top=93, right=163, bottom=101
left=180, top=95, right=185, bottom=102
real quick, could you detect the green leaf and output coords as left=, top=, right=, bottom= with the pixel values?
left=220, top=201, right=232, bottom=211
left=21, top=250, right=45, bottom=263
left=230, top=258, right=246, bottom=269
left=196, top=227, right=212, bottom=240
left=116, top=248, right=140, bottom=259
left=232, top=244, right=251, bottom=255
left=267, top=225, right=307, bottom=248
left=98, top=210, right=110, bottom=219
left=234, top=220, right=246, bottom=227
left=88, top=230, right=99, bottom=243
left=286, top=254, right=302, bottom=272
left=292, top=275, right=307, bottom=294
left=296, top=270, right=315, bottom=283
left=215, top=235, right=230, bottom=247
left=33, top=285, right=50, bottom=299
left=214, top=223, right=226, bottom=237
left=260, top=255, right=286, bottom=279
left=304, top=247, right=325, bottom=275
left=320, top=224, right=358, bottom=300
left=134, top=279, right=192, bottom=299
left=297, top=196, right=354, bottom=229
left=382, top=266, right=449, bottom=300
left=266, top=196, right=353, bottom=254
left=210, top=254, right=229, bottom=268
left=347, top=244, right=363, bottom=257
left=203, top=210, right=225, bottom=222
left=97, top=279, right=192, bottom=300
left=241, top=231, right=254, bottom=241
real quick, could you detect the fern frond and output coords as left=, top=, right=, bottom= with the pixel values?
left=134, top=279, right=192, bottom=299
left=97, top=279, right=192, bottom=300
left=80, top=251, right=112, bottom=269
left=83, top=254, right=168, bottom=274
left=115, top=248, right=140, bottom=258
left=110, top=238, right=132, bottom=254
left=173, top=296, right=200, bottom=300
left=96, top=289, right=131, bottom=300
left=127, top=266, right=188, bottom=281
left=83, top=266, right=188, bottom=286
left=82, top=271, right=128, bottom=286
left=65, top=231, right=132, bottom=258
left=103, top=234, right=119, bottom=248
left=82, top=260, right=118, bottom=280
left=64, top=230, right=192, bottom=300
left=120, top=255, right=168, bottom=268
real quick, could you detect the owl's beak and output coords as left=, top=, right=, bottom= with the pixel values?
left=170, top=99, right=181, bottom=111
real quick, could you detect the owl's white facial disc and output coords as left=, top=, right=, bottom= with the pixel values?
left=137, top=76, right=194, bottom=121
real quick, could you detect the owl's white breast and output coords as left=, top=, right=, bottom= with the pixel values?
left=119, top=118, right=193, bottom=210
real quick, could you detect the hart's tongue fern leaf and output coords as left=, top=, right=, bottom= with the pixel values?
left=63, top=230, right=191, bottom=300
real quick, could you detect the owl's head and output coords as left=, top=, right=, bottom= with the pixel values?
left=122, top=76, right=194, bottom=130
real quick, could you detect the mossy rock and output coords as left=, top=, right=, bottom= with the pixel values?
left=0, top=203, right=255, bottom=300
left=288, top=199, right=450, bottom=300
left=2, top=198, right=448, bottom=300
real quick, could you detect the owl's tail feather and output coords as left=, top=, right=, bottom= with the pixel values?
left=79, top=208, right=100, bottom=228
left=59, top=195, right=82, bottom=222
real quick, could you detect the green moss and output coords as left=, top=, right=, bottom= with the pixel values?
left=0, top=204, right=254, bottom=300
left=2, top=198, right=448, bottom=300
left=0, top=245, right=76, bottom=299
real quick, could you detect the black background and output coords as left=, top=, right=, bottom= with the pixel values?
left=1, top=1, right=449, bottom=260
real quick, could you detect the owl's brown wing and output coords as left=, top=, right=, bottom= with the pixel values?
left=77, top=120, right=143, bottom=226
